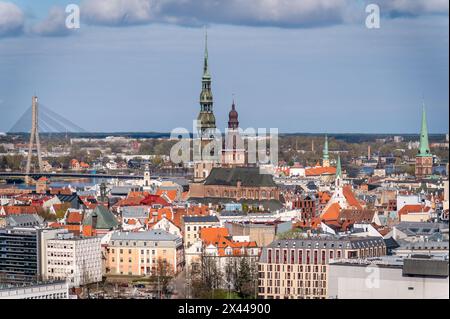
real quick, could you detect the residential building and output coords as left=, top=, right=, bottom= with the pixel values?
left=45, top=233, right=102, bottom=287
left=258, top=236, right=386, bottom=299
left=105, top=230, right=184, bottom=276
left=182, top=215, right=220, bottom=248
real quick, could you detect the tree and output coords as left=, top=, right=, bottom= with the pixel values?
left=148, top=258, right=174, bottom=298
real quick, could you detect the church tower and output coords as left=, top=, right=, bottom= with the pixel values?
left=196, top=29, right=216, bottom=135
left=194, top=29, right=220, bottom=182
left=323, top=134, right=330, bottom=167
left=222, top=98, right=246, bottom=167
left=415, top=105, right=433, bottom=179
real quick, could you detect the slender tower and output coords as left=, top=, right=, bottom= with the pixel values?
left=415, top=104, right=433, bottom=179
left=194, top=29, right=218, bottom=182
left=196, top=28, right=216, bottom=135
left=223, top=98, right=245, bottom=167
left=25, top=96, right=43, bottom=183
left=322, top=134, right=330, bottom=167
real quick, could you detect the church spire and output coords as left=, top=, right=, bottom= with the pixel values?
left=197, top=28, right=216, bottom=134
left=228, top=97, right=239, bottom=129
left=203, top=27, right=210, bottom=78
left=336, top=155, right=342, bottom=179
left=418, top=103, right=431, bottom=157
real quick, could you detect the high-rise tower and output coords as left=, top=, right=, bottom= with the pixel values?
left=196, top=29, right=216, bottom=135
left=25, top=96, right=43, bottom=184
left=194, top=29, right=219, bottom=182
left=322, top=135, right=330, bottom=167
left=415, top=105, right=433, bottom=179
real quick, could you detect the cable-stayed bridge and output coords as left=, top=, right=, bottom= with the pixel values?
left=8, top=102, right=86, bottom=134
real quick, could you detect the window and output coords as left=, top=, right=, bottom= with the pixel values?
left=306, top=250, right=310, bottom=264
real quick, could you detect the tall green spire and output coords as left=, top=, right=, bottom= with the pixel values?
left=203, top=27, right=210, bottom=78
left=418, top=104, right=431, bottom=157
left=323, top=134, right=329, bottom=160
left=336, top=155, right=342, bottom=178
left=197, top=27, right=215, bottom=134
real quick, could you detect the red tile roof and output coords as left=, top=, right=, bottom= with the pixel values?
left=305, top=166, right=336, bottom=176
left=398, top=204, right=431, bottom=216
left=343, top=185, right=363, bottom=209
left=321, top=203, right=341, bottom=221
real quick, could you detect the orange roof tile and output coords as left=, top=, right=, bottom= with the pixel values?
left=343, top=185, right=363, bottom=209
left=398, top=204, right=431, bottom=216
left=156, top=189, right=178, bottom=202
left=321, top=203, right=341, bottom=221
left=305, top=166, right=336, bottom=176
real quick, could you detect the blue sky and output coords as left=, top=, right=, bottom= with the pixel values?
left=0, top=0, right=448, bottom=133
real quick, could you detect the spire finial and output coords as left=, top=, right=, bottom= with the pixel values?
left=232, top=93, right=235, bottom=110
left=203, top=26, right=209, bottom=76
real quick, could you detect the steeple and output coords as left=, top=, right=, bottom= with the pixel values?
left=418, top=104, right=431, bottom=157
left=197, top=27, right=216, bottom=135
left=228, top=97, right=239, bottom=129
left=336, top=155, right=342, bottom=179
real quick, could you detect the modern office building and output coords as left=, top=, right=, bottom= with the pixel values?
left=0, top=227, right=66, bottom=284
left=258, top=236, right=386, bottom=299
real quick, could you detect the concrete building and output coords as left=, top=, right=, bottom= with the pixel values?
left=105, top=230, right=184, bottom=276
left=0, top=281, right=69, bottom=299
left=45, top=233, right=103, bottom=287
left=328, top=256, right=449, bottom=299
left=0, top=227, right=65, bottom=284
left=258, top=236, right=386, bottom=299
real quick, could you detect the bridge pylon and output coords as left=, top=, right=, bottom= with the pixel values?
left=25, top=96, right=43, bottom=184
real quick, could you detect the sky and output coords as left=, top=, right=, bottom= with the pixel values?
left=0, top=0, right=448, bottom=134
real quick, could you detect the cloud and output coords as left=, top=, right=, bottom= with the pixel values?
left=81, top=0, right=158, bottom=26
left=0, top=1, right=25, bottom=37
left=30, top=6, right=72, bottom=37
left=378, top=0, right=449, bottom=17
left=80, top=0, right=449, bottom=28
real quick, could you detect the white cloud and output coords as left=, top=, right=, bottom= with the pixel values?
left=30, top=6, right=71, bottom=37
left=80, top=0, right=449, bottom=28
left=379, top=0, right=449, bottom=16
left=81, top=0, right=159, bottom=26
left=0, top=1, right=25, bottom=37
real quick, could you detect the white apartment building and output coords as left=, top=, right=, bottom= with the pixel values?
left=45, top=233, right=103, bottom=288
left=0, top=281, right=69, bottom=299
